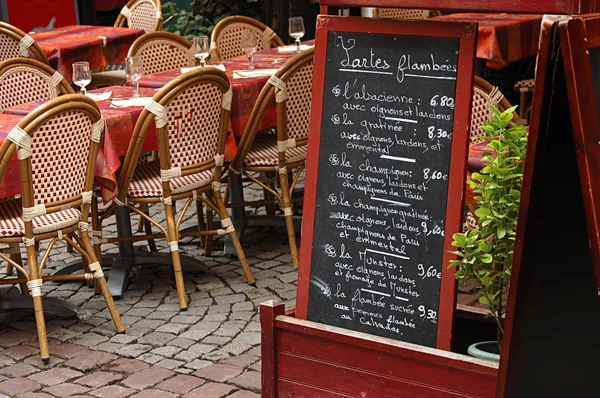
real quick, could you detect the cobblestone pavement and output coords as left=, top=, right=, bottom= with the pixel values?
left=0, top=184, right=298, bottom=397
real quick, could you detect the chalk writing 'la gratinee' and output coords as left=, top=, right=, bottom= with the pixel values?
left=335, top=35, right=391, bottom=70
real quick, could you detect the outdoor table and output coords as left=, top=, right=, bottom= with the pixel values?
left=135, top=41, right=316, bottom=136
left=430, top=13, right=543, bottom=69
left=30, top=25, right=144, bottom=83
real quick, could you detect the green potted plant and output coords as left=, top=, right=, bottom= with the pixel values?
left=449, top=104, right=527, bottom=361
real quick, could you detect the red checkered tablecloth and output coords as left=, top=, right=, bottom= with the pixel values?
left=431, top=13, right=543, bottom=69
left=31, top=25, right=144, bottom=83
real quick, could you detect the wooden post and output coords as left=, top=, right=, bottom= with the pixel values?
left=260, top=301, right=285, bottom=398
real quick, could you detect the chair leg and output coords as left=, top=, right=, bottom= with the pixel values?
left=26, top=244, right=49, bottom=362
left=213, top=196, right=255, bottom=285
left=138, top=203, right=157, bottom=252
left=80, top=234, right=124, bottom=333
left=9, top=244, right=29, bottom=295
left=263, top=171, right=277, bottom=216
left=278, top=171, right=299, bottom=268
left=164, top=202, right=187, bottom=310
left=195, top=196, right=206, bottom=247
left=205, top=205, right=214, bottom=256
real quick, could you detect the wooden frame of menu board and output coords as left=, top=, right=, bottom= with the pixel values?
left=295, top=15, right=476, bottom=350
left=319, top=0, right=600, bottom=14
left=557, top=16, right=600, bottom=289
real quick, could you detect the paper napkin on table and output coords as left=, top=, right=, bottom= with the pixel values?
left=86, top=91, right=112, bottom=101
left=110, top=97, right=153, bottom=108
left=181, top=64, right=226, bottom=73
left=233, top=68, right=279, bottom=79
left=277, top=44, right=314, bottom=54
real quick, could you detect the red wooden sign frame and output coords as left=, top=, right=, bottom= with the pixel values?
left=558, top=15, right=600, bottom=289
left=319, top=0, right=600, bottom=14
left=296, top=15, right=476, bottom=350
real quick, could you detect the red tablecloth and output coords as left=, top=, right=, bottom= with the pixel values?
left=31, top=25, right=144, bottom=83
left=431, top=13, right=543, bottom=69
left=136, top=43, right=314, bottom=136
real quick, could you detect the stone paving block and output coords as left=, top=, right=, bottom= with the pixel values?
left=169, top=314, right=201, bottom=325
left=102, top=358, right=149, bottom=374
left=168, top=337, right=195, bottom=349
left=75, top=371, right=123, bottom=387
left=186, top=382, right=235, bottom=398
left=149, top=346, right=181, bottom=358
left=228, top=390, right=261, bottom=398
left=115, top=344, right=152, bottom=358
left=129, top=389, right=177, bottom=398
left=64, top=351, right=117, bottom=372
left=230, top=311, right=254, bottom=321
left=121, top=366, right=175, bottom=390
left=201, top=336, right=230, bottom=345
left=232, top=302, right=254, bottom=312
left=18, top=392, right=55, bottom=398
left=121, top=327, right=152, bottom=337
left=231, top=332, right=261, bottom=347
left=0, top=331, right=37, bottom=347
left=2, top=345, right=40, bottom=361
left=229, top=371, right=261, bottom=392
left=155, top=358, right=185, bottom=370
left=91, top=385, right=137, bottom=398
left=183, top=359, right=212, bottom=370
left=0, top=354, right=15, bottom=367
left=0, top=377, right=40, bottom=396
left=131, top=319, right=167, bottom=330
left=51, top=343, right=88, bottom=359
left=214, top=294, right=246, bottom=305
left=72, top=333, right=109, bottom=347
left=155, top=374, right=205, bottom=394
left=95, top=342, right=124, bottom=354
left=220, top=353, right=259, bottom=369
left=136, top=353, right=164, bottom=365
left=43, top=382, right=90, bottom=397
left=154, top=323, right=189, bottom=335
left=136, top=332, right=176, bottom=347
left=192, top=363, right=243, bottom=383
left=209, top=287, right=233, bottom=297
left=0, top=363, right=39, bottom=378
left=28, top=367, right=83, bottom=386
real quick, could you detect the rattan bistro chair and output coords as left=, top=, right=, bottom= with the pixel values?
left=129, top=31, right=194, bottom=75
left=0, top=22, right=49, bottom=65
left=228, top=47, right=314, bottom=268
left=95, top=68, right=254, bottom=310
left=373, top=8, right=441, bottom=19
left=0, top=95, right=124, bottom=361
left=0, top=58, right=74, bottom=111
left=115, top=0, right=162, bottom=33
left=210, top=16, right=284, bottom=62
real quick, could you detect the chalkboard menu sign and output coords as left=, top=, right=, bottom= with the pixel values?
left=296, top=16, right=476, bottom=350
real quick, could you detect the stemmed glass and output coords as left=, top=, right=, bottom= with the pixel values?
left=192, top=35, right=209, bottom=67
left=125, top=56, right=144, bottom=98
left=72, top=61, right=91, bottom=96
left=241, top=31, right=258, bottom=71
left=289, top=16, right=305, bottom=53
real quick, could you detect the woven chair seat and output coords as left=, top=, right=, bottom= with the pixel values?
left=244, top=133, right=307, bottom=167
left=0, top=199, right=79, bottom=237
left=128, top=160, right=213, bottom=198
left=514, top=78, right=535, bottom=91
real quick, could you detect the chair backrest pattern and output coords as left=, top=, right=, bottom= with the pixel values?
left=216, top=23, right=271, bottom=60
left=120, top=0, right=161, bottom=33
left=0, top=66, right=62, bottom=110
left=135, top=39, right=194, bottom=75
left=376, top=8, right=433, bottom=20
left=166, top=83, right=223, bottom=167
left=283, top=62, right=313, bottom=140
left=470, top=77, right=516, bottom=144
left=0, top=22, right=49, bottom=64
left=30, top=111, right=92, bottom=204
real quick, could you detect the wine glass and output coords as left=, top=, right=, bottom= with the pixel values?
left=72, top=61, right=91, bottom=96
left=241, top=31, right=258, bottom=71
left=125, top=56, right=144, bottom=98
left=192, top=35, right=209, bottom=67
left=289, top=16, right=305, bottom=53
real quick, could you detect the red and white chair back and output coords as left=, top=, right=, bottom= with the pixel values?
left=129, top=32, right=194, bottom=76
left=117, top=0, right=162, bottom=33
left=0, top=22, right=49, bottom=64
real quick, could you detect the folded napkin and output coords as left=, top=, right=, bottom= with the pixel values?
left=181, top=64, right=226, bottom=73
left=233, top=68, right=279, bottom=79
left=277, top=44, right=314, bottom=54
left=110, top=97, right=153, bottom=108
left=86, top=91, right=112, bottom=101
